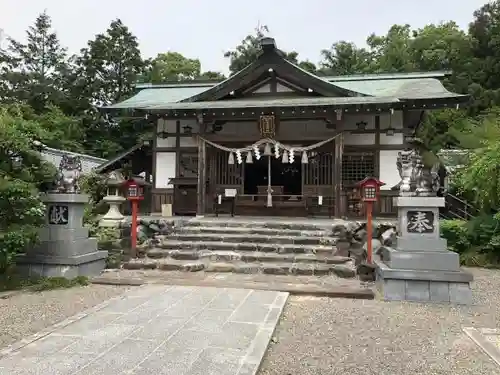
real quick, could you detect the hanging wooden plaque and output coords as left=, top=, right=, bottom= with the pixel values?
left=259, top=115, right=276, bottom=138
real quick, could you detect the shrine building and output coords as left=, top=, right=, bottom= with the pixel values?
left=101, top=37, right=469, bottom=218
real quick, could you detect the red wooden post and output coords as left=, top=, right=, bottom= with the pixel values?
left=366, top=201, right=373, bottom=264
left=356, top=177, right=385, bottom=265
left=130, top=200, right=138, bottom=257
left=123, top=178, right=145, bottom=259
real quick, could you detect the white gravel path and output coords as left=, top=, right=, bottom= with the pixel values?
left=0, top=285, right=129, bottom=349
left=259, top=268, right=500, bottom=375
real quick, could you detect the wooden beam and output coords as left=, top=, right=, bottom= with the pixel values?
left=196, top=120, right=207, bottom=216
left=334, top=132, right=344, bottom=217
left=374, top=115, right=381, bottom=179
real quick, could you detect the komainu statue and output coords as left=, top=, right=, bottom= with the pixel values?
left=395, top=150, right=414, bottom=195
left=394, top=143, right=441, bottom=197
left=53, top=155, right=83, bottom=193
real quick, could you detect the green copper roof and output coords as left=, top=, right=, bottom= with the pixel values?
left=104, top=37, right=465, bottom=111
left=333, top=78, right=463, bottom=99
left=109, top=85, right=209, bottom=109
left=106, top=76, right=466, bottom=110
left=145, top=96, right=401, bottom=111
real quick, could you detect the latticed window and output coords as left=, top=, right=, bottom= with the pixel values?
left=341, top=152, right=376, bottom=187
left=304, top=151, right=334, bottom=185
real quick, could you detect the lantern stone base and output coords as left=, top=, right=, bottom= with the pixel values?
left=99, top=195, right=126, bottom=228
left=375, top=196, right=473, bottom=305
left=15, top=193, right=107, bottom=278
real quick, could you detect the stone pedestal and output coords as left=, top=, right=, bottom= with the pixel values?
left=375, top=196, right=473, bottom=304
left=16, top=193, right=108, bottom=278
left=99, top=195, right=125, bottom=227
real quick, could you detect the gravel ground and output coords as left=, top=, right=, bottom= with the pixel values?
left=0, top=284, right=129, bottom=349
left=259, top=267, right=500, bottom=375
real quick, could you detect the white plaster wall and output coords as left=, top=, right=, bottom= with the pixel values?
left=379, top=111, right=404, bottom=145
left=379, top=150, right=401, bottom=190
left=253, top=84, right=271, bottom=93
left=180, top=136, right=197, bottom=147
left=379, top=111, right=403, bottom=130
left=155, top=152, right=176, bottom=188
left=276, top=83, right=293, bottom=92
left=380, top=133, right=404, bottom=145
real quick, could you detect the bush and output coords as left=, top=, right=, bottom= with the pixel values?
left=441, top=215, right=500, bottom=267
left=0, top=106, right=56, bottom=273
left=440, top=219, right=470, bottom=254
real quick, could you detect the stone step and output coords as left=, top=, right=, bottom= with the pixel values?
left=122, top=258, right=356, bottom=278
left=151, top=240, right=336, bottom=255
left=161, top=232, right=337, bottom=245
left=176, top=225, right=331, bottom=237
left=184, top=219, right=334, bottom=231
left=146, top=248, right=350, bottom=264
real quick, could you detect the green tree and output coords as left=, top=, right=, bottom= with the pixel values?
left=224, top=25, right=317, bottom=75
left=142, top=52, right=226, bottom=82
left=0, top=104, right=57, bottom=272
left=367, top=24, right=416, bottom=73
left=0, top=11, right=69, bottom=112
left=198, top=71, right=226, bottom=80
left=454, top=109, right=500, bottom=213
left=71, top=19, right=147, bottom=157
left=319, top=41, right=375, bottom=75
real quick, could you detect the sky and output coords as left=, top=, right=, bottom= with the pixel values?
left=0, top=0, right=491, bottom=74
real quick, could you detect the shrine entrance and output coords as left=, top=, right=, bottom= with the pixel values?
left=204, top=135, right=342, bottom=217
left=243, top=155, right=302, bottom=198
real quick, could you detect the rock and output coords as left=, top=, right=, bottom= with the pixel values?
left=148, top=223, right=161, bottom=232
left=331, top=265, right=356, bottom=278
left=381, top=228, right=396, bottom=246
left=332, top=223, right=348, bottom=238
left=375, top=222, right=396, bottom=238
left=335, top=240, right=351, bottom=257
left=363, top=239, right=382, bottom=254
left=353, top=228, right=367, bottom=242
left=356, top=262, right=376, bottom=282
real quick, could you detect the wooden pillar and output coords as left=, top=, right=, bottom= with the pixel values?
left=196, top=118, right=207, bottom=216
left=334, top=132, right=344, bottom=217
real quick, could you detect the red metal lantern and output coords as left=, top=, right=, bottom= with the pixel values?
left=356, top=177, right=385, bottom=264
left=356, top=177, right=385, bottom=202
left=124, top=179, right=144, bottom=201
left=123, top=178, right=146, bottom=257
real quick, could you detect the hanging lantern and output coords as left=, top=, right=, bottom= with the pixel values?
left=274, top=143, right=280, bottom=159
left=289, top=149, right=295, bottom=164
left=228, top=152, right=235, bottom=165
left=253, top=145, right=261, bottom=160
left=263, top=143, right=272, bottom=156
left=246, top=151, right=253, bottom=163
left=301, top=151, right=309, bottom=164
left=282, top=150, right=289, bottom=164
left=236, top=150, right=243, bottom=164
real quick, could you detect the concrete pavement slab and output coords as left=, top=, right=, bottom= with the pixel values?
left=0, top=285, right=288, bottom=375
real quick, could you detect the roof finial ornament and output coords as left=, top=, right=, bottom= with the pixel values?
left=259, top=37, right=277, bottom=52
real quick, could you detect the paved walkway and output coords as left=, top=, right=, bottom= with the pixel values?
left=0, top=285, right=288, bottom=375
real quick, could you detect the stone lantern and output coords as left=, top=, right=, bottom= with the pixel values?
left=99, top=170, right=126, bottom=227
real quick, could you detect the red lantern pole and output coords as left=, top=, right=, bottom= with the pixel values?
left=130, top=200, right=138, bottom=258
left=366, top=201, right=373, bottom=264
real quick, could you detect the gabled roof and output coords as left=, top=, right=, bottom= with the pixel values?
left=104, top=38, right=469, bottom=111
left=179, top=37, right=364, bottom=102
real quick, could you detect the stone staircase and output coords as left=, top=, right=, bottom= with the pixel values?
left=123, top=218, right=356, bottom=278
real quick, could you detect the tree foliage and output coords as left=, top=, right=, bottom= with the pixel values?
left=0, top=105, right=57, bottom=271
left=224, top=25, right=317, bottom=75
